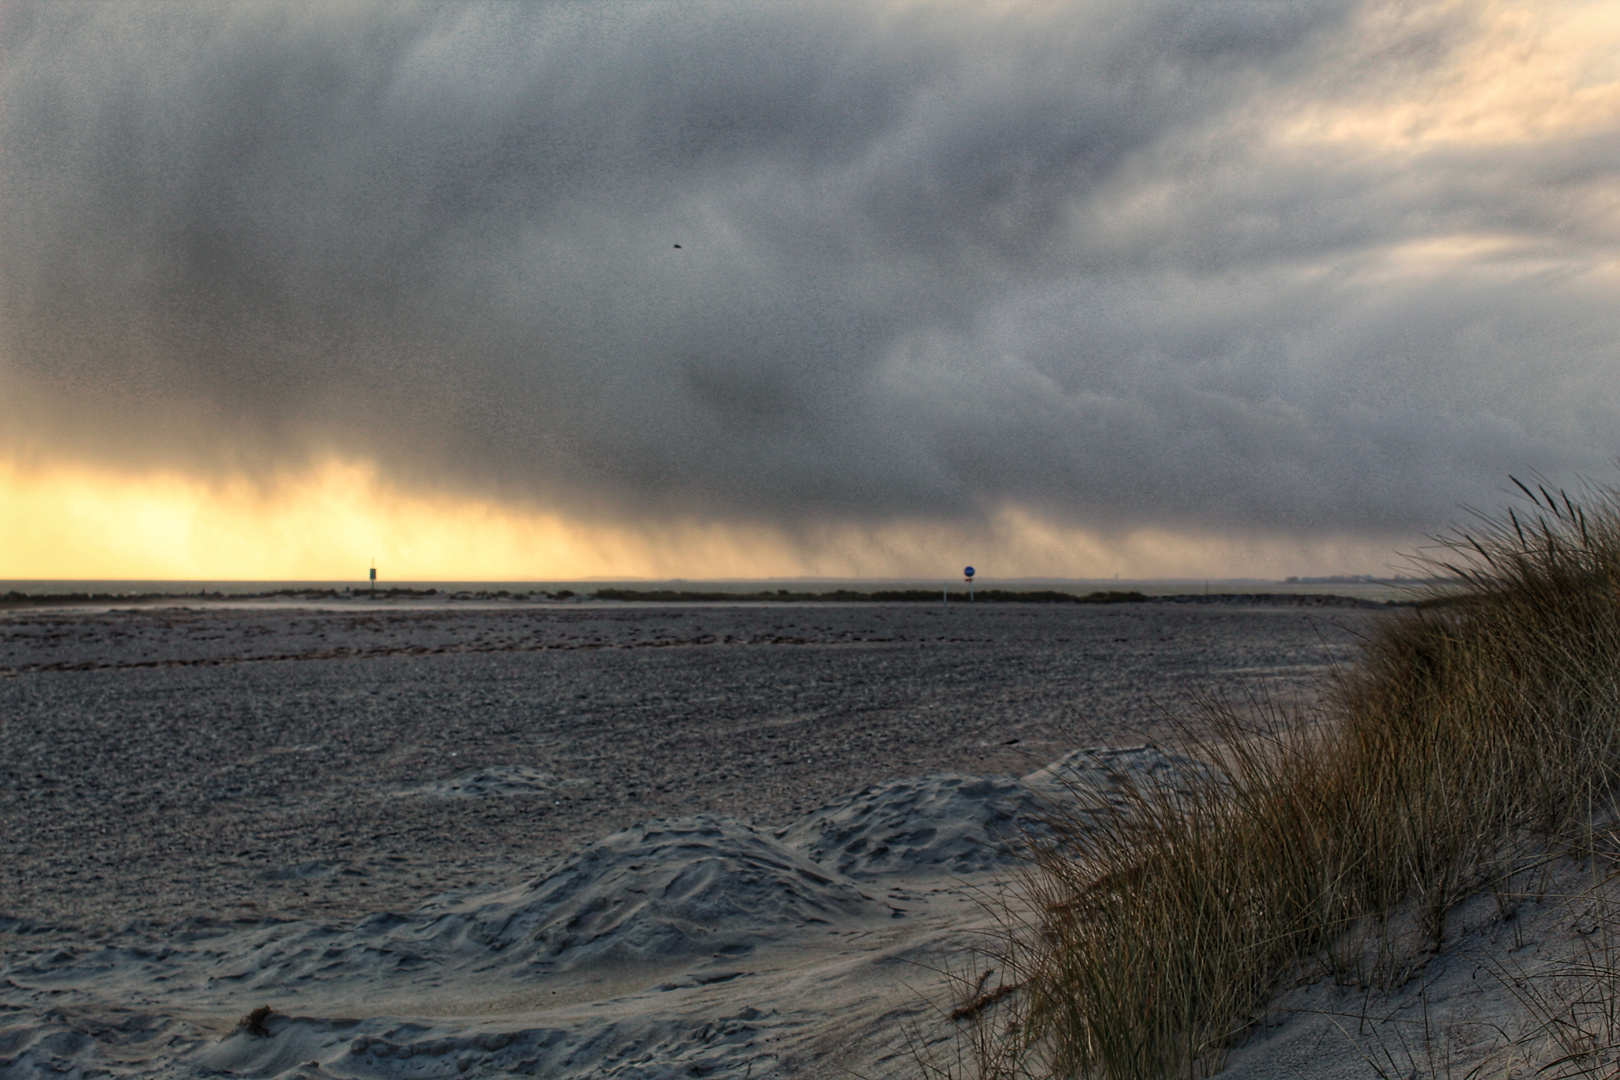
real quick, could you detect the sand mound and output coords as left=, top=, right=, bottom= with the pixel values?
left=1021, top=743, right=1212, bottom=807
left=0, top=1008, right=197, bottom=1080
left=775, top=747, right=1209, bottom=880
left=777, top=774, right=1044, bottom=878
left=415, top=815, right=878, bottom=970
left=131, top=816, right=879, bottom=991
left=1, top=749, right=1225, bottom=1079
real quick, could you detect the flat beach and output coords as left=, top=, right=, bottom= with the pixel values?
left=0, top=599, right=1380, bottom=1077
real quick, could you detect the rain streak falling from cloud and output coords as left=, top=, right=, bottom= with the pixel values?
left=2, top=0, right=1618, bottom=571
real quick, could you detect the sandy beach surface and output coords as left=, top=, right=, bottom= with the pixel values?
left=1, top=599, right=1388, bottom=1078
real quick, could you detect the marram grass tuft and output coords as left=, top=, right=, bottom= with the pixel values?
left=947, top=479, right=1620, bottom=1080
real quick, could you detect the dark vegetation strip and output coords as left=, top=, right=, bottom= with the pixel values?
left=591, top=589, right=1405, bottom=607
left=590, top=588, right=1150, bottom=603
left=0, top=587, right=446, bottom=608
left=2, top=587, right=1415, bottom=610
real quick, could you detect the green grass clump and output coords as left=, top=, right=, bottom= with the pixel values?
left=980, top=480, right=1620, bottom=1079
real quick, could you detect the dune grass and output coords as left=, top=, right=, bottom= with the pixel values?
left=954, top=480, right=1620, bottom=1079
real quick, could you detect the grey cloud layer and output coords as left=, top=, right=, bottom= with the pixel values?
left=3, top=0, right=1617, bottom=536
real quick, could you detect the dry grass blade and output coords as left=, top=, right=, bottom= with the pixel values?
left=943, top=477, right=1620, bottom=1079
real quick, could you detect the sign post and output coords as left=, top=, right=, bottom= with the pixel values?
left=964, top=566, right=975, bottom=602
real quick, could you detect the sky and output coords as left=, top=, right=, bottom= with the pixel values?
left=2, top=0, right=1618, bottom=581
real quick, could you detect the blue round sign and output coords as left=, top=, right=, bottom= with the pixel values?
left=964, top=566, right=975, bottom=578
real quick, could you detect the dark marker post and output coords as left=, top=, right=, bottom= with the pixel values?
left=370, top=560, right=377, bottom=595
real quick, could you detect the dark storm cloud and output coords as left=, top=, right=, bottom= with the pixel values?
left=2, top=0, right=1617, bottom=537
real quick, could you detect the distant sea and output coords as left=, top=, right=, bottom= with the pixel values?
left=1, top=577, right=1432, bottom=603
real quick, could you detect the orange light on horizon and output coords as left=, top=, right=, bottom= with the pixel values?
left=0, top=457, right=644, bottom=582
left=0, top=455, right=1411, bottom=582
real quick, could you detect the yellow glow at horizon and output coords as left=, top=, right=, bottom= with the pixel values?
left=0, top=457, right=1405, bottom=582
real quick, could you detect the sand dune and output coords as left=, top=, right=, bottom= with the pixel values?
left=0, top=600, right=1399, bottom=1077
left=7, top=747, right=1608, bottom=1078
left=4, top=753, right=1180, bottom=1079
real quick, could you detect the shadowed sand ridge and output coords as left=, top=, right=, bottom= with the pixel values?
left=1, top=754, right=1180, bottom=1079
